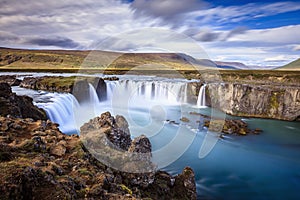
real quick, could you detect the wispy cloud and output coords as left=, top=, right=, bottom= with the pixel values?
left=187, top=1, right=300, bottom=26
left=131, top=0, right=208, bottom=20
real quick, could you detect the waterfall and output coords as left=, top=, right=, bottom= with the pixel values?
left=109, top=80, right=189, bottom=105
left=38, top=94, right=81, bottom=134
left=32, top=79, right=192, bottom=134
left=88, top=83, right=100, bottom=104
left=197, top=84, right=206, bottom=107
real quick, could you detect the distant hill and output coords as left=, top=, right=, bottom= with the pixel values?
left=214, top=61, right=276, bottom=70
left=0, top=47, right=220, bottom=72
left=214, top=61, right=246, bottom=69
left=277, top=58, right=300, bottom=70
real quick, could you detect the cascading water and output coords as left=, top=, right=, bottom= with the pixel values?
left=37, top=93, right=81, bottom=134
left=31, top=80, right=192, bottom=134
left=197, top=84, right=206, bottom=107
left=108, top=80, right=190, bottom=105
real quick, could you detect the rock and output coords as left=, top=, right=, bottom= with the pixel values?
left=0, top=113, right=197, bottom=200
left=203, top=118, right=261, bottom=136
left=93, top=77, right=107, bottom=101
left=180, top=117, right=190, bottom=122
left=81, top=112, right=132, bottom=151
left=173, top=167, right=197, bottom=200
left=72, top=79, right=90, bottom=103
left=20, top=77, right=37, bottom=89
left=0, top=83, right=47, bottom=120
left=0, top=75, right=21, bottom=86
left=50, top=144, right=66, bottom=157
left=103, top=76, right=119, bottom=81
left=207, top=83, right=300, bottom=121
left=115, top=115, right=130, bottom=135
left=128, top=134, right=151, bottom=154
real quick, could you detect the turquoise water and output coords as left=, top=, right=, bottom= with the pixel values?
left=114, top=102, right=300, bottom=199
left=147, top=107, right=300, bottom=199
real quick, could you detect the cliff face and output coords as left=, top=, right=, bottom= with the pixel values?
left=207, top=83, right=300, bottom=121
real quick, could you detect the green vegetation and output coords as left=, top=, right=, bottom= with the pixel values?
left=277, top=58, right=300, bottom=70
left=119, top=184, right=133, bottom=195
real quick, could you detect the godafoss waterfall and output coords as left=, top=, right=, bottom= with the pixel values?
left=7, top=73, right=300, bottom=199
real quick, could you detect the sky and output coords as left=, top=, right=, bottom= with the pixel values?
left=0, top=0, right=300, bottom=67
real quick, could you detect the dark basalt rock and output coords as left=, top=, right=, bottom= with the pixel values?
left=0, top=83, right=47, bottom=120
left=81, top=111, right=132, bottom=151
left=72, top=79, right=90, bottom=103
left=128, top=134, right=151, bottom=154
left=92, top=77, right=107, bottom=101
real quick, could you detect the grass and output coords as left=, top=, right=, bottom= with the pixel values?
left=1, top=47, right=299, bottom=85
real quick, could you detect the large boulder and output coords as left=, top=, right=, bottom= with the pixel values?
left=72, top=79, right=90, bottom=103
left=92, top=77, right=107, bottom=101
left=81, top=111, right=132, bottom=151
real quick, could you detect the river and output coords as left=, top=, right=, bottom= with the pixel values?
left=9, top=72, right=300, bottom=199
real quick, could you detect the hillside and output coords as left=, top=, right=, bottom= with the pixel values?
left=277, top=58, right=300, bottom=70
left=0, top=47, right=216, bottom=73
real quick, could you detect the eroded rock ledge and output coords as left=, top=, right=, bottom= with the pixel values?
left=0, top=112, right=197, bottom=199
left=0, top=82, right=47, bottom=120
left=206, top=83, right=300, bottom=121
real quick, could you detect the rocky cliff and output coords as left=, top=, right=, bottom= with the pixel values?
left=0, top=82, right=47, bottom=120
left=206, top=83, right=300, bottom=121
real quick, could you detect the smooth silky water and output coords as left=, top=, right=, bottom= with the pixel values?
left=11, top=74, right=300, bottom=200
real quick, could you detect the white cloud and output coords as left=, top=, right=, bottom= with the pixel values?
left=131, top=0, right=207, bottom=20
left=292, top=45, right=300, bottom=51
left=228, top=25, right=300, bottom=44
left=187, top=1, right=300, bottom=25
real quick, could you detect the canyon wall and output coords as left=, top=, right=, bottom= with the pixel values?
left=206, top=83, right=300, bottom=121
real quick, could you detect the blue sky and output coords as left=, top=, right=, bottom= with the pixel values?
left=0, top=0, right=299, bottom=67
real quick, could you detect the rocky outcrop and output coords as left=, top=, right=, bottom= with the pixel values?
left=0, top=83, right=47, bottom=120
left=81, top=111, right=132, bottom=151
left=0, top=75, right=21, bottom=86
left=189, top=112, right=262, bottom=136
left=0, top=113, right=197, bottom=199
left=92, top=77, right=107, bottom=101
left=20, top=76, right=73, bottom=92
left=205, top=83, right=300, bottom=121
left=20, top=76, right=108, bottom=103
left=72, top=79, right=90, bottom=103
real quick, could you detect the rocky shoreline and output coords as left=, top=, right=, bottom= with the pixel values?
left=0, top=83, right=197, bottom=199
